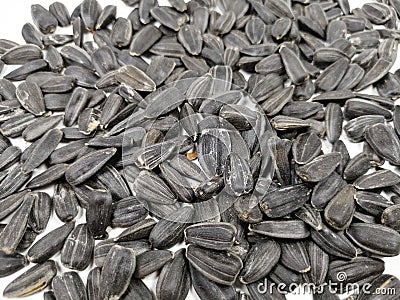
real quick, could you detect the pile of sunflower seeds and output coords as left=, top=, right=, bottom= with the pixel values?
left=1, top=0, right=400, bottom=299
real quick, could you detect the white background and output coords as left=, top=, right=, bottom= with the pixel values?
left=0, top=0, right=399, bottom=299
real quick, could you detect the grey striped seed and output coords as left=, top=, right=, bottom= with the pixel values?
left=129, top=25, right=162, bottom=57
left=250, top=220, right=310, bottom=239
left=292, top=132, right=322, bottom=165
left=87, top=267, right=101, bottom=300
left=0, top=190, right=28, bottom=221
left=21, top=23, right=43, bottom=49
left=54, top=183, right=79, bottom=222
left=157, top=249, right=191, bottom=300
left=185, top=222, right=236, bottom=251
left=80, top=0, right=102, bottom=31
left=16, top=82, right=46, bottom=117
left=0, top=165, right=32, bottom=199
left=260, top=184, right=311, bottom=218
left=343, top=153, right=371, bottom=181
left=324, top=185, right=356, bottom=230
left=325, top=103, right=343, bottom=144
left=86, top=189, right=112, bottom=239
left=337, top=64, right=365, bottom=90
left=31, top=4, right=58, bottom=34
left=27, top=221, right=75, bottom=263
left=22, top=115, right=63, bottom=142
left=49, top=2, right=71, bottom=27
left=0, top=146, right=20, bottom=170
left=280, top=241, right=310, bottom=273
left=190, top=266, right=237, bottom=300
left=150, top=6, right=188, bottom=31
left=382, top=204, right=400, bottom=231
left=0, top=193, right=34, bottom=254
left=0, top=251, right=27, bottom=278
left=295, top=204, right=323, bottom=231
left=354, top=170, right=400, bottom=190
left=134, top=249, right=173, bottom=278
left=347, top=223, right=400, bottom=256
left=307, top=241, right=329, bottom=286
left=1, top=45, right=42, bottom=65
left=355, top=58, right=393, bottom=91
left=149, top=206, right=193, bottom=249
left=186, top=244, right=243, bottom=286
left=65, top=147, right=117, bottom=186
left=280, top=46, right=309, bottom=85
left=297, top=153, right=342, bottom=182
left=100, top=245, right=136, bottom=300
left=94, top=239, right=149, bottom=268
left=61, top=223, right=94, bottom=271
left=21, top=23, right=44, bottom=49
left=96, top=5, right=116, bottom=30
left=111, top=18, right=132, bottom=48
left=64, top=87, right=89, bottom=127
left=315, top=58, right=350, bottom=91
left=311, top=224, right=357, bottom=259
left=3, top=261, right=57, bottom=298
left=365, top=123, right=400, bottom=166
left=355, top=191, right=393, bottom=217
left=116, top=65, right=156, bottom=92
left=239, top=240, right=281, bottom=284
left=115, top=218, right=157, bottom=243
left=146, top=56, right=176, bottom=86
left=53, top=272, right=87, bottom=300
left=344, top=115, right=385, bottom=143
left=22, top=129, right=63, bottom=174
left=178, top=25, right=203, bottom=55
left=60, top=45, right=93, bottom=70
left=28, top=192, right=51, bottom=234
left=134, top=170, right=176, bottom=205
left=159, top=162, right=194, bottom=203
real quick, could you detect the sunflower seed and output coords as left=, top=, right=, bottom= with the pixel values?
left=156, top=249, right=190, bottom=300
left=49, top=2, right=71, bottom=27
left=22, top=129, right=63, bottom=174
left=96, top=5, right=116, bottom=29
left=134, top=250, right=173, bottom=278
left=53, top=272, right=87, bottom=300
left=297, top=153, right=342, bottom=182
left=65, top=147, right=117, bottom=186
left=16, top=82, right=46, bottom=117
left=0, top=193, right=34, bottom=254
left=324, top=185, right=356, bottom=230
left=260, top=184, right=311, bottom=218
left=61, top=223, right=94, bottom=270
left=31, top=4, right=58, bottom=34
left=100, top=245, right=136, bottom=300
left=27, top=221, right=75, bottom=263
left=347, top=223, right=400, bottom=256
left=21, top=23, right=43, bottom=49
left=0, top=251, right=27, bottom=278
left=87, top=267, right=101, bottom=300
left=186, top=244, right=242, bottom=286
left=250, top=220, right=310, bottom=239
left=354, top=170, right=400, bottom=190
left=80, top=0, right=102, bottom=31
left=311, top=224, right=357, bottom=259
left=382, top=204, right=400, bottom=231
left=3, top=260, right=57, bottom=298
